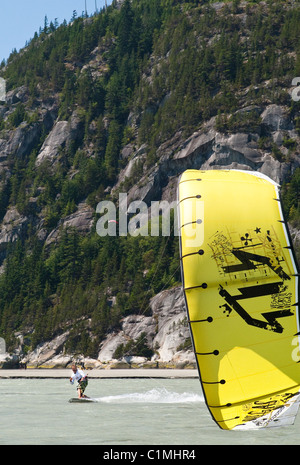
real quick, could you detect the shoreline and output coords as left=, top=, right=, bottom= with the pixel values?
left=0, top=368, right=199, bottom=379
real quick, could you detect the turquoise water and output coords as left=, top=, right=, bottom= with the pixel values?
left=1, top=377, right=300, bottom=445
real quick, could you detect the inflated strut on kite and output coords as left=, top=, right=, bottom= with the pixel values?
left=178, top=169, right=300, bottom=430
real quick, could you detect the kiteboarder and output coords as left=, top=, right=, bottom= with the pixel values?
left=69, top=364, right=89, bottom=399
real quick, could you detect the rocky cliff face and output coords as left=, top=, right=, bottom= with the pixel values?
left=98, top=286, right=194, bottom=367
left=119, top=102, right=300, bottom=209
left=0, top=89, right=299, bottom=368
left=1, top=99, right=298, bottom=258
left=2, top=286, right=195, bottom=369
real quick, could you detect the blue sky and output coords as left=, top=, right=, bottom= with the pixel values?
left=0, top=0, right=112, bottom=62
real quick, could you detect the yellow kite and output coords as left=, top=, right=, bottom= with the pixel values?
left=178, top=170, right=300, bottom=430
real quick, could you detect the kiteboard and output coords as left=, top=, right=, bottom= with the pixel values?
left=68, top=397, right=93, bottom=403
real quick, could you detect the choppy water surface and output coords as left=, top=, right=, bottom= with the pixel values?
left=0, top=377, right=300, bottom=445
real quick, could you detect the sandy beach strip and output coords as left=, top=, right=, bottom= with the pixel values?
left=0, top=368, right=198, bottom=379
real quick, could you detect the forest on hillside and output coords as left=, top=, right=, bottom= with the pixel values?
left=0, top=0, right=300, bottom=357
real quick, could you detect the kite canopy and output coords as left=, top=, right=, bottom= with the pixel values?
left=178, top=169, right=300, bottom=430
